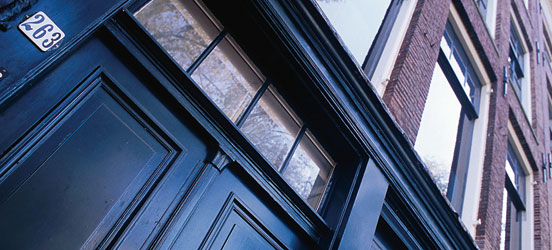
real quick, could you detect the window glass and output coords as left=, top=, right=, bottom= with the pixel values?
left=507, top=143, right=526, bottom=202
left=501, top=143, right=526, bottom=250
left=136, top=0, right=336, bottom=210
left=415, top=22, right=480, bottom=199
left=191, top=38, right=263, bottom=121
left=442, top=23, right=481, bottom=108
left=135, top=0, right=220, bottom=69
left=241, top=88, right=301, bottom=169
left=509, top=25, right=525, bottom=93
left=315, top=0, right=394, bottom=65
left=415, top=64, right=462, bottom=193
left=282, top=132, right=334, bottom=208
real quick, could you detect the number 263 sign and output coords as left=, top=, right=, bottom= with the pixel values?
left=18, top=11, right=65, bottom=52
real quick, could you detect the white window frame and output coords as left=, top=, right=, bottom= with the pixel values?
left=475, top=0, right=498, bottom=39
left=372, top=0, right=418, bottom=95
left=510, top=13, right=532, bottom=121
left=504, top=122, right=535, bottom=250
left=446, top=6, right=492, bottom=235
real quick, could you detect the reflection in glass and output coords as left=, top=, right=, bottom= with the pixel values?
left=316, top=0, right=392, bottom=65
left=192, top=38, right=263, bottom=121
left=135, top=0, right=220, bottom=70
left=241, top=88, right=300, bottom=168
left=282, top=133, right=334, bottom=208
left=415, top=64, right=462, bottom=194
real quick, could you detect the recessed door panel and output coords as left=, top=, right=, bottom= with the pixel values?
left=164, top=165, right=316, bottom=250
left=0, top=74, right=172, bottom=249
left=0, top=31, right=212, bottom=249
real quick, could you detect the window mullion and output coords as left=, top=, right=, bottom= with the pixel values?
left=186, top=30, right=228, bottom=74
left=235, top=79, right=271, bottom=128
left=279, top=126, right=307, bottom=174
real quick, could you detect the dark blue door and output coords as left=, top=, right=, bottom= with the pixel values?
left=0, top=29, right=214, bottom=249
left=0, top=26, right=316, bottom=249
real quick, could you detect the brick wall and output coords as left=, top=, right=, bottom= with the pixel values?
left=382, top=0, right=551, bottom=248
left=382, top=0, right=451, bottom=144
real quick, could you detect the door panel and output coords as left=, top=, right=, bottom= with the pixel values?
left=0, top=72, right=172, bottom=249
left=0, top=30, right=212, bottom=249
left=163, top=164, right=316, bottom=250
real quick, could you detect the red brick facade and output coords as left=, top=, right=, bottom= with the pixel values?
left=383, top=0, right=552, bottom=249
left=383, top=0, right=451, bottom=144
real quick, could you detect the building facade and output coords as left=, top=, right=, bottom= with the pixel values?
left=0, top=0, right=551, bottom=249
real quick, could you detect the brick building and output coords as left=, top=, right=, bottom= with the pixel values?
left=0, top=0, right=551, bottom=249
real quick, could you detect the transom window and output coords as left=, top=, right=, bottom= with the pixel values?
left=415, top=21, right=481, bottom=207
left=135, top=0, right=335, bottom=209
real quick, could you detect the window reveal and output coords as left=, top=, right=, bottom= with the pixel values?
left=135, top=0, right=336, bottom=209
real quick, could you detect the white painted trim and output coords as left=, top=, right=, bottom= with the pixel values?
left=373, top=0, right=418, bottom=95
left=462, top=83, right=491, bottom=236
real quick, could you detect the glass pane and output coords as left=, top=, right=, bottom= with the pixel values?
left=191, top=38, right=263, bottom=121
left=241, top=88, right=300, bottom=168
left=135, top=0, right=220, bottom=69
left=316, top=0, right=393, bottom=65
left=415, top=64, right=463, bottom=194
left=282, top=132, right=334, bottom=208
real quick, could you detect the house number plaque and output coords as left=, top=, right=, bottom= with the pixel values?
left=18, top=11, right=65, bottom=52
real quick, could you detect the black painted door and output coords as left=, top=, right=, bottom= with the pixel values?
left=0, top=26, right=317, bottom=249
left=0, top=29, right=214, bottom=249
